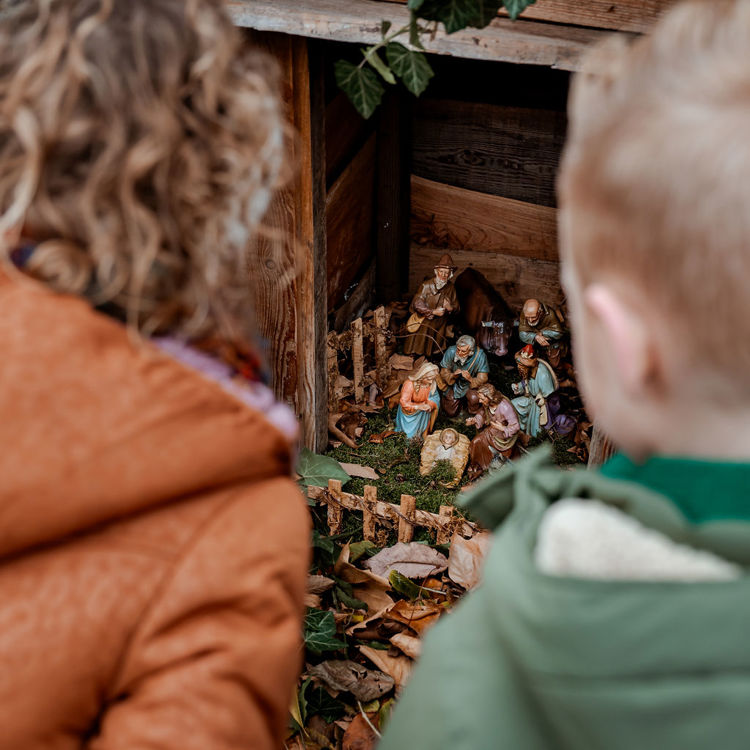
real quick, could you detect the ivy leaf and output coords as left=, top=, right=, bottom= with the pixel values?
left=381, top=19, right=392, bottom=37
left=386, top=42, right=434, bottom=97
left=503, top=0, right=536, bottom=20
left=296, top=447, right=351, bottom=488
left=306, top=684, right=347, bottom=723
left=416, top=0, right=476, bottom=34
left=364, top=47, right=397, bottom=85
left=304, top=608, right=346, bottom=654
left=407, top=0, right=426, bottom=9
left=468, top=0, right=503, bottom=28
left=334, top=60, right=385, bottom=119
left=388, top=570, right=422, bottom=601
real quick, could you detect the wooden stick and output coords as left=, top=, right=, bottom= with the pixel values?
left=588, top=423, right=616, bottom=468
left=362, top=485, right=377, bottom=542
left=327, top=479, right=344, bottom=535
left=327, top=332, right=339, bottom=412
left=436, top=505, right=454, bottom=545
left=351, top=317, right=364, bottom=404
left=373, top=305, right=388, bottom=390
left=398, top=494, right=416, bottom=543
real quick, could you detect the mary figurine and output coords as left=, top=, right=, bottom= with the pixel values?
left=395, top=362, right=441, bottom=441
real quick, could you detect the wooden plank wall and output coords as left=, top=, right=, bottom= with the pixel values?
left=376, top=0, right=676, bottom=32
left=246, top=31, right=327, bottom=450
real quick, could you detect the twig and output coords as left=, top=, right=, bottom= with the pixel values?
left=357, top=701, right=383, bottom=739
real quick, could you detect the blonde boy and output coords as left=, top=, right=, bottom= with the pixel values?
left=381, top=2, right=750, bottom=748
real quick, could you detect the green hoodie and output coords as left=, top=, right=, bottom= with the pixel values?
left=379, top=448, right=750, bottom=750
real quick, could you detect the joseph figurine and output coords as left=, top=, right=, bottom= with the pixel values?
left=403, top=254, right=459, bottom=357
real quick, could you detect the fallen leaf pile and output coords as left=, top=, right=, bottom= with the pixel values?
left=289, top=536, right=493, bottom=749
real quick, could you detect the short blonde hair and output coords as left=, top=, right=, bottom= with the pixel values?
left=559, top=0, right=750, bottom=390
left=0, top=0, right=285, bottom=343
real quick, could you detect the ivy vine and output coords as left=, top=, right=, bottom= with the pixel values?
left=335, top=0, right=537, bottom=118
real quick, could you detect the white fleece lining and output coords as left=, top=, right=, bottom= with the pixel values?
left=535, top=499, right=742, bottom=582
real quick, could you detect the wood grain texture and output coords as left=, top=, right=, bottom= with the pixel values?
left=247, top=32, right=327, bottom=450
left=229, top=0, right=617, bottom=71
left=412, top=100, right=566, bottom=207
left=376, top=0, right=676, bottom=33
left=410, top=244, right=563, bottom=312
left=326, top=134, right=377, bottom=310
left=325, top=91, right=371, bottom=187
left=411, top=175, right=558, bottom=262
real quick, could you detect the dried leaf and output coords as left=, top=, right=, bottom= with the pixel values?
left=387, top=354, right=415, bottom=371
left=342, top=713, right=379, bottom=750
left=448, top=531, right=493, bottom=590
left=304, top=593, right=322, bottom=608
left=364, top=542, right=448, bottom=579
left=390, top=632, right=422, bottom=660
left=359, top=645, right=413, bottom=689
left=308, top=575, right=336, bottom=594
left=388, top=570, right=421, bottom=601
left=308, top=660, right=394, bottom=702
left=335, top=543, right=391, bottom=588
left=386, top=599, right=441, bottom=635
left=368, top=430, right=398, bottom=445
left=353, top=585, right=395, bottom=615
left=340, top=463, right=379, bottom=480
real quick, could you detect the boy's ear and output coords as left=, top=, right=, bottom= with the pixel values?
left=584, top=283, right=657, bottom=395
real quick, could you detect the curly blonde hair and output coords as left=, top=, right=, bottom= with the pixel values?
left=0, top=0, right=285, bottom=342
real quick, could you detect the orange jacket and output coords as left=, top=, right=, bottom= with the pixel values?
left=0, top=275, right=310, bottom=749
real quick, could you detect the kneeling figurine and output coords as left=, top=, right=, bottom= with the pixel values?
left=395, top=362, right=440, bottom=441
left=467, top=384, right=520, bottom=477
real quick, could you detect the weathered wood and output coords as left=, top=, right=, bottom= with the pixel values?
left=326, top=91, right=372, bottom=188
left=327, top=479, right=344, bottom=535
left=398, top=494, right=417, bottom=543
left=378, top=0, right=675, bottom=33
left=351, top=317, right=365, bottom=404
left=326, top=134, right=377, bottom=310
left=373, top=305, right=388, bottom=390
left=436, top=506, right=454, bottom=545
left=230, top=0, right=619, bottom=72
left=588, top=424, right=617, bottom=468
left=308, top=484, right=478, bottom=538
left=376, top=90, right=411, bottom=303
left=327, top=331, right=339, bottom=411
left=245, top=33, right=327, bottom=450
left=411, top=175, right=558, bottom=262
left=363, top=485, right=378, bottom=542
left=410, top=244, right=563, bottom=312
left=413, top=100, right=566, bottom=207
left=330, top=259, right=377, bottom=332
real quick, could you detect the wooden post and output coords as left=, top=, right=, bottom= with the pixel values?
left=437, top=505, right=454, bottom=545
left=373, top=305, right=388, bottom=390
left=351, top=317, right=364, bottom=403
left=588, top=423, right=616, bottom=468
left=327, top=332, right=339, bottom=412
left=363, top=485, right=377, bottom=542
left=327, top=479, right=344, bottom=535
left=398, top=494, right=416, bottom=543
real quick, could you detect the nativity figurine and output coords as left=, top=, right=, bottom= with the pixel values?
left=467, top=384, right=520, bottom=477
left=419, top=428, right=470, bottom=487
left=510, top=345, right=575, bottom=440
left=519, top=298, right=567, bottom=370
left=403, top=254, right=459, bottom=357
left=395, top=362, right=440, bottom=441
left=439, top=335, right=489, bottom=417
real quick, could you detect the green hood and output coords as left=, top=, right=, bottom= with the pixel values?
left=380, top=449, right=750, bottom=750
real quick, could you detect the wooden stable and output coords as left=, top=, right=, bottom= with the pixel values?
left=228, top=0, right=676, bottom=452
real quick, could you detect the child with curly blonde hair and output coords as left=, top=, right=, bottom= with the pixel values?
left=0, top=2, right=308, bottom=748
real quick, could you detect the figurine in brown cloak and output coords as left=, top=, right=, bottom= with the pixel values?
left=404, top=254, right=460, bottom=357
left=519, top=299, right=567, bottom=370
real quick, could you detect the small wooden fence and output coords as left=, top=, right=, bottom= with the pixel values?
left=327, top=305, right=391, bottom=408
left=308, top=479, right=478, bottom=544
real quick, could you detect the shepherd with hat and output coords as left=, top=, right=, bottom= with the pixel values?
left=510, top=345, right=576, bottom=439
left=404, top=254, right=460, bottom=357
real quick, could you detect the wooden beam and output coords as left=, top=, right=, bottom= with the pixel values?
left=411, top=175, right=558, bottom=262
left=229, top=0, right=620, bottom=72
left=376, top=90, right=411, bottom=303
left=376, top=0, right=675, bottom=33
left=413, top=100, right=566, bottom=208
left=410, top=244, right=563, bottom=312
left=326, top=134, right=377, bottom=310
